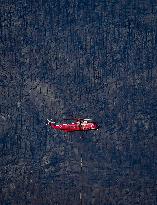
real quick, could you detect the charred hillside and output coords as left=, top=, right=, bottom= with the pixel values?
left=1, top=1, right=157, bottom=205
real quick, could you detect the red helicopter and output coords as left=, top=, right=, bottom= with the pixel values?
left=47, top=118, right=99, bottom=132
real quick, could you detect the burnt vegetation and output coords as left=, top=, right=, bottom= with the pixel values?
left=1, top=0, right=157, bottom=205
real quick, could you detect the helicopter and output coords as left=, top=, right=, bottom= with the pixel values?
left=47, top=118, right=99, bottom=132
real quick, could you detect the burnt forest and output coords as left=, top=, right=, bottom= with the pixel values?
left=1, top=0, right=157, bottom=205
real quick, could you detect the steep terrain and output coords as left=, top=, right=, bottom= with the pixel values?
left=1, top=1, right=157, bottom=204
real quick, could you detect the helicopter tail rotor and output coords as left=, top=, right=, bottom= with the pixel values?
left=46, top=119, right=55, bottom=125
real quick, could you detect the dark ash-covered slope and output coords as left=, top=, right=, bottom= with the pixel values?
left=1, top=1, right=157, bottom=204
